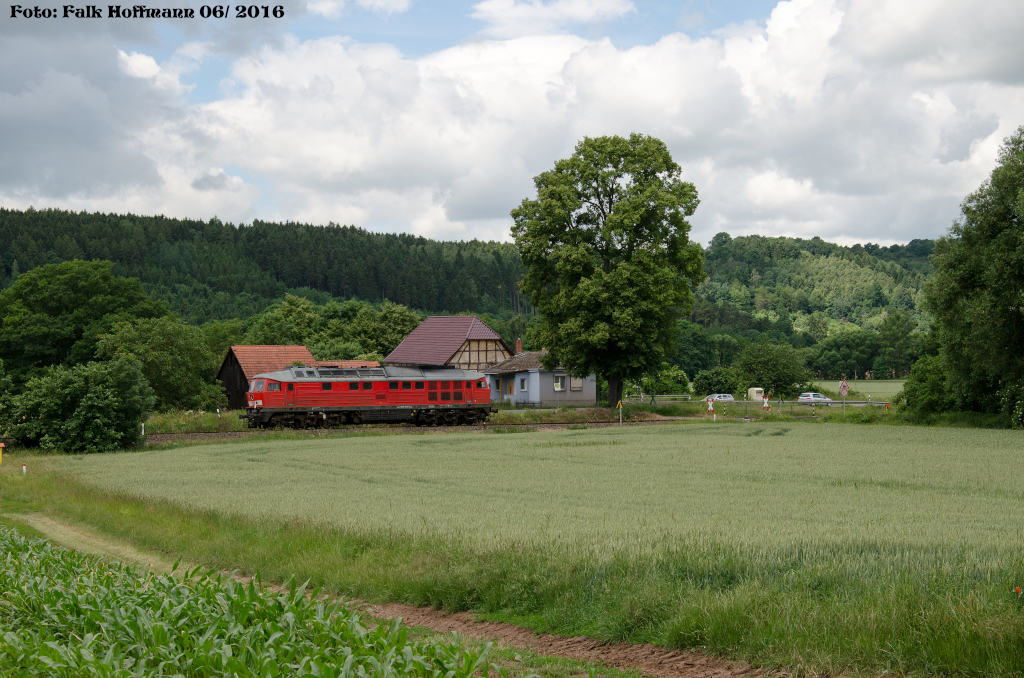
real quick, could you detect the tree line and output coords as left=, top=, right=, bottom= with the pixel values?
left=0, top=210, right=530, bottom=323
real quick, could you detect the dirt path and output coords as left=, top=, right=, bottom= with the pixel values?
left=369, top=602, right=772, bottom=678
left=3, top=512, right=198, bottom=574
left=4, top=511, right=774, bottom=678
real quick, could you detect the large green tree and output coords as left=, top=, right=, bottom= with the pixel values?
left=511, top=133, right=705, bottom=405
left=924, top=126, right=1024, bottom=409
left=0, top=260, right=166, bottom=385
left=96, top=317, right=224, bottom=411
left=872, top=310, right=919, bottom=379
left=735, top=341, right=808, bottom=397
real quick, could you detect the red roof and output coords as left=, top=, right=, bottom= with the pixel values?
left=227, top=345, right=315, bottom=380
left=385, top=316, right=508, bottom=366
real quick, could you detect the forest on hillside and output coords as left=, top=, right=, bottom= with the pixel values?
left=0, top=208, right=529, bottom=324
left=0, top=207, right=936, bottom=388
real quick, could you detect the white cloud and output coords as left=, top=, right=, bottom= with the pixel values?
left=4, top=0, right=1024, bottom=245
left=472, top=0, right=636, bottom=38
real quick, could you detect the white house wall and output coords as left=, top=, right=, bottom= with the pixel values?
left=487, top=371, right=597, bottom=407
left=538, top=372, right=597, bottom=407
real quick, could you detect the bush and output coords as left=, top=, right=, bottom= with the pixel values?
left=692, top=366, right=743, bottom=396
left=998, top=380, right=1024, bottom=429
left=902, top=354, right=955, bottom=413
left=2, top=356, right=154, bottom=452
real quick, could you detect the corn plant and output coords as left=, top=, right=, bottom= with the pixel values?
left=0, top=527, right=505, bottom=678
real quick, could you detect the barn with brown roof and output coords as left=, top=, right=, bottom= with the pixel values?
left=384, top=316, right=512, bottom=371
left=217, top=345, right=379, bottom=409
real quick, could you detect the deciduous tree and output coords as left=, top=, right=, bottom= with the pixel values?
left=96, top=317, right=223, bottom=411
left=924, top=126, right=1024, bottom=410
left=512, top=133, right=704, bottom=406
left=735, top=341, right=808, bottom=397
left=0, top=261, right=166, bottom=385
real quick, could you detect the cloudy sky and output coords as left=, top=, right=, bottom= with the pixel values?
left=2, top=0, right=1022, bottom=245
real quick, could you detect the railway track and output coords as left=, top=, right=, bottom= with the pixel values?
left=142, top=418, right=698, bottom=445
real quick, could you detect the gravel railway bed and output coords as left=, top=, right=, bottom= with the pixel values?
left=141, top=419, right=699, bottom=445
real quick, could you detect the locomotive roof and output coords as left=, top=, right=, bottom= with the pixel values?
left=251, top=365, right=487, bottom=381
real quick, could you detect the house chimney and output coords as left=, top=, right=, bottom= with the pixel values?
left=515, top=337, right=523, bottom=354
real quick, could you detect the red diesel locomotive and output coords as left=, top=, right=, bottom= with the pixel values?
left=242, top=365, right=494, bottom=428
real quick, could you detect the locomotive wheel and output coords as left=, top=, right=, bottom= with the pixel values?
left=350, top=412, right=363, bottom=425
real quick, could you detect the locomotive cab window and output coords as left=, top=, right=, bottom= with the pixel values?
left=477, top=380, right=486, bottom=389
left=322, top=382, right=333, bottom=390
left=362, top=382, right=372, bottom=390
left=389, top=382, right=399, bottom=390
left=402, top=382, right=412, bottom=389
left=267, top=382, right=281, bottom=391
left=252, top=380, right=264, bottom=392
left=415, top=382, right=424, bottom=389
left=287, top=383, right=293, bottom=391
left=348, top=382, right=359, bottom=391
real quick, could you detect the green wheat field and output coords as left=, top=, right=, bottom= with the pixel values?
left=6, top=421, right=1024, bottom=676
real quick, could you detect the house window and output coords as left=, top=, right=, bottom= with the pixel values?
left=570, top=377, right=583, bottom=392
left=553, top=376, right=566, bottom=392
left=519, top=377, right=527, bottom=391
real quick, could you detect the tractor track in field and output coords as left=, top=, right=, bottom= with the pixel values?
left=141, top=418, right=700, bottom=446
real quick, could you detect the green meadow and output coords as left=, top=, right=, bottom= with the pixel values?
left=3, top=422, right=1023, bottom=676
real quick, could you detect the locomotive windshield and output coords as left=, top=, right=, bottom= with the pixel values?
left=252, top=379, right=265, bottom=392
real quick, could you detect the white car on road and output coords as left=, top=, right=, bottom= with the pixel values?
left=797, top=392, right=832, bottom=403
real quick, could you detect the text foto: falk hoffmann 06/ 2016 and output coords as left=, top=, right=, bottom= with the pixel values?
left=11, top=4, right=284, bottom=18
